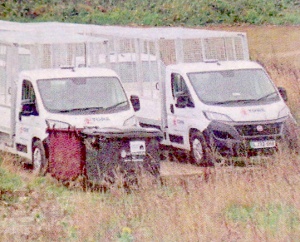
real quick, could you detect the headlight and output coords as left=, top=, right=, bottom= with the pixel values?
left=203, top=111, right=233, bottom=122
left=46, top=119, right=72, bottom=129
left=278, top=105, right=290, bottom=119
left=123, top=115, right=139, bottom=126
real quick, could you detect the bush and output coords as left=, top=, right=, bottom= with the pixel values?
left=1, top=0, right=299, bottom=26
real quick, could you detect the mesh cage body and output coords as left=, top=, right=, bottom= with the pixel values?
left=0, top=28, right=108, bottom=105
left=78, top=26, right=249, bottom=101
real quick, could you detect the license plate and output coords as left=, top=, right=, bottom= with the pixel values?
left=130, top=140, right=146, bottom=155
left=250, top=140, right=276, bottom=149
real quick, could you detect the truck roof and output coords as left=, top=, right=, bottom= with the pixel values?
left=85, top=26, right=246, bottom=40
left=0, top=29, right=107, bottom=45
left=168, top=60, right=264, bottom=73
left=0, top=20, right=246, bottom=40
left=19, top=67, right=120, bottom=80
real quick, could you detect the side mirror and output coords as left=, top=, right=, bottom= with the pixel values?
left=175, top=93, right=189, bottom=108
left=130, top=95, right=140, bottom=112
left=278, top=87, right=288, bottom=102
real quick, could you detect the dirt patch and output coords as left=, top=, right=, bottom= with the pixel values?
left=160, top=161, right=205, bottom=177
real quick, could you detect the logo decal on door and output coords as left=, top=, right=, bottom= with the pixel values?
left=173, top=117, right=184, bottom=126
left=19, top=127, right=29, bottom=134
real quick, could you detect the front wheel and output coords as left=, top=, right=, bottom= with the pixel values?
left=190, top=131, right=214, bottom=166
left=32, top=140, right=48, bottom=175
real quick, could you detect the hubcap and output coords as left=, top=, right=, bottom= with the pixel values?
left=33, top=148, right=42, bottom=172
left=193, top=138, right=204, bottom=162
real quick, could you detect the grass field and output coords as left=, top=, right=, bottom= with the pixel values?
left=0, top=25, right=300, bottom=241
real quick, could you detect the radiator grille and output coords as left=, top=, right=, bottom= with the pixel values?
left=235, top=123, right=282, bottom=136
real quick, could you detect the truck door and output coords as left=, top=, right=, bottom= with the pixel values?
left=167, top=73, right=195, bottom=148
left=15, top=80, right=43, bottom=157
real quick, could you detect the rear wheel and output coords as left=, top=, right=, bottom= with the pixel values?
left=32, top=140, right=48, bottom=175
left=190, top=131, right=214, bottom=166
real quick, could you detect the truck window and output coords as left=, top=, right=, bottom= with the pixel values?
left=172, top=73, right=194, bottom=97
left=21, top=80, right=39, bottom=115
left=171, top=73, right=194, bottom=107
left=171, top=73, right=187, bottom=98
left=22, top=80, right=36, bottom=103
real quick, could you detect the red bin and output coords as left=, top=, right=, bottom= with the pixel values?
left=47, top=128, right=85, bottom=181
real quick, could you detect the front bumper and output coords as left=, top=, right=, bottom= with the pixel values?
left=205, top=116, right=298, bottom=157
left=81, top=126, right=163, bottom=184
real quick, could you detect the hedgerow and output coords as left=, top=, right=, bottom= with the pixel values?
left=1, top=0, right=300, bottom=25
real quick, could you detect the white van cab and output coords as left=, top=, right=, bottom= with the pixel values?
left=159, top=60, right=297, bottom=164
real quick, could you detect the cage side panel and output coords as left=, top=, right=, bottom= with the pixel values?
left=0, top=45, right=7, bottom=103
left=182, top=39, right=204, bottom=63
left=233, top=37, right=248, bottom=60
left=159, top=39, right=176, bottom=65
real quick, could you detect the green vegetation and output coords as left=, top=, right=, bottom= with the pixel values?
left=1, top=0, right=300, bottom=25
left=0, top=155, right=23, bottom=203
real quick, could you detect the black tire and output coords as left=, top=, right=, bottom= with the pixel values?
left=32, top=140, right=48, bottom=175
left=190, top=131, right=214, bottom=166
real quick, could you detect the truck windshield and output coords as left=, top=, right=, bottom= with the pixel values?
left=37, top=77, right=129, bottom=113
left=188, top=69, right=280, bottom=105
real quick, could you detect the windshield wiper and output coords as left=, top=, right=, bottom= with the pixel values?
left=56, top=107, right=104, bottom=113
left=256, top=91, right=278, bottom=101
left=105, top=101, right=128, bottom=110
left=210, top=99, right=257, bottom=105
left=209, top=93, right=278, bottom=105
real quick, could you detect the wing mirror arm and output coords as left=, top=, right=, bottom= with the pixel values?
left=130, top=95, right=140, bottom=112
left=278, top=87, right=288, bottom=102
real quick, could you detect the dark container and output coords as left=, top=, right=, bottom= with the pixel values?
left=47, top=126, right=163, bottom=185
left=81, top=126, right=163, bottom=185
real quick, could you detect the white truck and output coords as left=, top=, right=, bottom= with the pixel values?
left=72, top=25, right=298, bottom=165
left=3, top=22, right=297, bottom=165
left=0, top=27, right=162, bottom=179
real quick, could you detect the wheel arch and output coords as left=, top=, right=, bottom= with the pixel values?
left=32, top=136, right=49, bottom=159
left=189, top=127, right=210, bottom=148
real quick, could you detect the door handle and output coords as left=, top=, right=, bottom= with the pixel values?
left=170, top=104, right=174, bottom=114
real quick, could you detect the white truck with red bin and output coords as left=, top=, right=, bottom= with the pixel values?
left=0, top=24, right=162, bottom=183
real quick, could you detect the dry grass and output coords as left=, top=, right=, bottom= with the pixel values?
left=1, top=149, right=300, bottom=241
left=262, top=61, right=300, bottom=121
left=62, top=148, right=300, bottom=242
